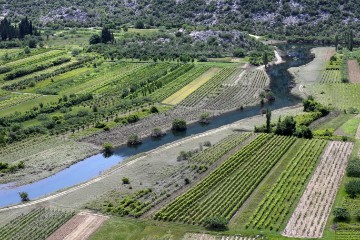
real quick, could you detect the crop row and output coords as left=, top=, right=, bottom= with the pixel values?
left=190, top=132, right=252, bottom=165
left=147, top=65, right=212, bottom=102
left=283, top=141, right=354, bottom=238
left=0, top=208, right=74, bottom=240
left=2, top=57, right=94, bottom=91
left=204, top=69, right=269, bottom=110
left=35, top=61, right=135, bottom=95
left=154, top=134, right=296, bottom=225
left=1, top=50, right=66, bottom=70
left=0, top=93, right=41, bottom=110
left=222, top=67, right=245, bottom=86
left=320, top=70, right=341, bottom=83
left=179, top=67, right=237, bottom=108
left=247, top=139, right=327, bottom=231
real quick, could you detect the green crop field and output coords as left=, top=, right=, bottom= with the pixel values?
left=0, top=208, right=74, bottom=240
left=154, top=134, right=296, bottom=225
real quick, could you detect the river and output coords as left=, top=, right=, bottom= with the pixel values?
left=0, top=44, right=314, bottom=208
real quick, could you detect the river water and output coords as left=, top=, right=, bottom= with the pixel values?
left=0, top=44, right=314, bottom=208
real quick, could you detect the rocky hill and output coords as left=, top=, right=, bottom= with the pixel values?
left=1, top=0, right=359, bottom=37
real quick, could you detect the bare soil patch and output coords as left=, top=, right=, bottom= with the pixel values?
left=283, top=141, right=353, bottom=238
left=183, top=233, right=258, bottom=240
left=348, top=60, right=360, bottom=83
left=47, top=212, right=108, bottom=240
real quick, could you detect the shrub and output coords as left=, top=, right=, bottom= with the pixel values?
left=150, top=106, right=159, bottom=113
left=203, top=141, right=211, bottom=147
left=356, top=210, right=360, bottom=221
left=102, top=142, right=114, bottom=155
left=347, top=158, right=360, bottom=177
left=95, top=122, right=106, bottom=128
left=345, top=179, right=360, bottom=198
left=19, top=192, right=29, bottom=202
left=199, top=112, right=210, bottom=124
left=333, top=207, right=350, bottom=221
left=184, top=178, right=190, bottom=185
left=151, top=127, right=164, bottom=138
left=204, top=216, right=228, bottom=230
left=126, top=114, right=140, bottom=124
left=122, top=177, right=130, bottom=184
left=172, top=118, right=187, bottom=131
left=127, top=134, right=142, bottom=145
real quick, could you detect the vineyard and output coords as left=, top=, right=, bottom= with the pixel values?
left=154, top=134, right=296, bottom=225
left=283, top=141, right=354, bottom=238
left=190, top=132, right=252, bottom=165
left=0, top=208, right=74, bottom=240
left=203, top=69, right=269, bottom=111
left=320, top=70, right=341, bottom=83
left=247, top=139, right=327, bottom=231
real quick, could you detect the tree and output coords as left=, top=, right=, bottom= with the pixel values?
left=101, top=27, right=114, bottom=43
left=204, top=216, right=228, bottom=230
left=275, top=116, right=296, bottom=136
left=263, top=51, right=269, bottom=68
left=102, top=142, right=113, bottom=156
left=135, top=21, right=144, bottom=29
left=151, top=127, right=164, bottom=138
left=335, top=35, right=339, bottom=51
left=199, top=112, right=210, bottom=124
left=122, top=177, right=130, bottom=184
left=265, top=108, right=271, bottom=133
left=345, top=180, right=360, bottom=198
left=19, top=191, right=29, bottom=202
left=347, top=158, right=360, bottom=177
left=89, top=34, right=101, bottom=44
left=333, top=207, right=350, bottom=221
left=172, top=119, right=187, bottom=131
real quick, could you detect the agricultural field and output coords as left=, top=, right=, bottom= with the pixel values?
left=47, top=212, right=108, bottom=240
left=247, top=139, right=327, bottom=231
left=348, top=60, right=360, bottom=83
left=306, top=83, right=360, bottom=111
left=154, top=134, right=296, bottom=225
left=0, top=208, right=74, bottom=240
left=283, top=141, right=354, bottom=238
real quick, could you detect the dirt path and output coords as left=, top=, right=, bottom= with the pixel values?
left=183, top=233, right=257, bottom=240
left=47, top=211, right=108, bottom=240
left=356, top=123, right=360, bottom=139
left=348, top=60, right=360, bottom=83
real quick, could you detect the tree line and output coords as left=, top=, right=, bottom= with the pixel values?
left=0, top=17, right=39, bottom=41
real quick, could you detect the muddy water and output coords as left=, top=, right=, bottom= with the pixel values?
left=0, top=44, right=314, bottom=208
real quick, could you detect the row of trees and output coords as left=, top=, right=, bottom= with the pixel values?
left=0, top=17, right=39, bottom=41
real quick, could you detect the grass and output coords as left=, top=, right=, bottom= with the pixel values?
left=90, top=217, right=202, bottom=240
left=306, top=83, right=360, bottom=110
left=162, top=68, right=220, bottom=105
left=313, top=113, right=355, bottom=131
left=338, top=115, right=360, bottom=137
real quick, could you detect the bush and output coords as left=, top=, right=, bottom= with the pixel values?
left=356, top=210, right=360, bottom=221
left=184, top=178, right=190, bottom=185
left=172, top=118, right=187, bottom=131
left=345, top=179, right=360, bottom=198
left=122, top=177, right=130, bottom=184
left=150, top=106, right=159, bottom=113
left=127, top=134, right=142, bottom=145
left=95, top=122, right=106, bottom=128
left=19, top=192, right=29, bottom=202
left=102, top=142, right=113, bottom=155
left=347, top=159, right=360, bottom=177
left=333, top=207, right=350, bottom=221
left=199, top=112, right=210, bottom=124
left=151, top=127, right=164, bottom=138
left=204, top=216, right=228, bottom=230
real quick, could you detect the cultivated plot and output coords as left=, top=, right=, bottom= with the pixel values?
left=283, top=141, right=354, bottom=238
left=46, top=212, right=108, bottom=240
left=348, top=60, right=360, bottom=83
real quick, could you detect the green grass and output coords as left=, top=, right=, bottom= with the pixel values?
left=90, top=217, right=202, bottom=240
left=339, top=115, right=360, bottom=137
left=313, top=113, right=355, bottom=131
left=306, top=83, right=360, bottom=111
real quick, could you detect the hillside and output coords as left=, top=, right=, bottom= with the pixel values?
left=1, top=0, right=359, bottom=37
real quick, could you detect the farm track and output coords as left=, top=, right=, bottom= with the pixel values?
left=46, top=212, right=108, bottom=240
left=183, top=233, right=258, bottom=240
left=283, top=141, right=354, bottom=238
